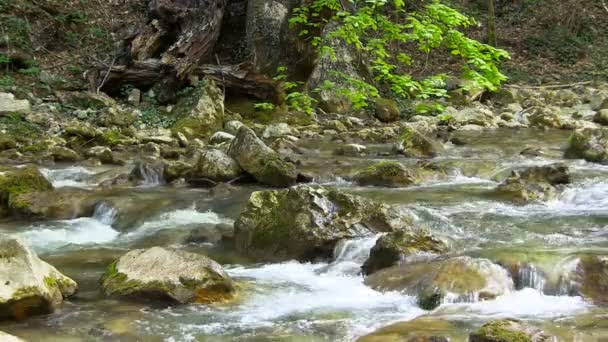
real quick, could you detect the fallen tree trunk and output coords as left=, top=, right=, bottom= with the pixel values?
left=93, top=59, right=280, bottom=101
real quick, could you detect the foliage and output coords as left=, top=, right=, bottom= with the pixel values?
left=0, top=75, right=14, bottom=91
left=289, top=0, right=510, bottom=109
left=268, top=66, right=318, bottom=115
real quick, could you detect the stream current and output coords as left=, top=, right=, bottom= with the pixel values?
left=1, top=128, right=607, bottom=341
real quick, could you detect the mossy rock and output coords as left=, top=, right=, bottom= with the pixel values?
left=469, top=319, right=554, bottom=342
left=50, top=146, right=81, bottom=162
left=494, top=163, right=570, bottom=203
left=189, top=148, right=242, bottom=183
left=9, top=189, right=96, bottom=220
left=365, top=257, right=513, bottom=310
left=171, top=78, right=224, bottom=139
left=234, top=185, right=413, bottom=261
left=374, top=98, right=400, bottom=123
left=397, top=126, right=442, bottom=158
left=64, top=122, right=101, bottom=140
left=0, top=166, right=53, bottom=210
left=101, top=247, right=235, bottom=304
left=0, top=133, right=17, bottom=151
left=565, top=128, right=608, bottom=163
left=55, top=91, right=115, bottom=110
left=227, top=126, right=297, bottom=187
left=354, top=161, right=417, bottom=188
left=361, top=230, right=448, bottom=275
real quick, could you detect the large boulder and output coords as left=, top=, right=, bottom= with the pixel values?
left=0, top=236, right=77, bottom=320
left=227, top=126, right=298, bottom=187
left=361, top=230, right=448, bottom=275
left=494, top=163, right=570, bottom=203
left=190, top=148, right=243, bottom=183
left=172, top=78, right=224, bottom=139
left=469, top=319, right=555, bottom=342
left=354, top=161, right=417, bottom=187
left=0, top=166, right=53, bottom=212
left=565, top=128, right=608, bottom=163
left=101, top=247, right=235, bottom=304
left=395, top=125, right=442, bottom=158
left=0, top=92, right=31, bottom=114
left=365, top=256, right=513, bottom=310
left=234, top=185, right=412, bottom=261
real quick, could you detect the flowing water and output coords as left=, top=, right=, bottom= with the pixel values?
left=1, top=128, right=608, bottom=341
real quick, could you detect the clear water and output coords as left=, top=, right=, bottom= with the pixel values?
left=1, top=128, right=607, bottom=341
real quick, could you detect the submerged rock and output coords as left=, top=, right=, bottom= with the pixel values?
left=0, top=166, right=53, bottom=212
left=354, top=161, right=417, bottom=187
left=362, top=230, right=448, bottom=275
left=469, top=319, right=554, bottom=342
left=227, top=126, right=298, bottom=187
left=495, top=163, right=570, bottom=203
left=172, top=78, right=224, bottom=139
left=395, top=125, right=442, bottom=158
left=101, top=247, right=235, bottom=304
left=357, top=317, right=457, bottom=342
left=235, top=185, right=412, bottom=261
left=0, top=236, right=77, bottom=320
left=565, top=128, right=608, bottom=163
left=190, top=148, right=243, bottom=183
left=365, top=256, right=513, bottom=310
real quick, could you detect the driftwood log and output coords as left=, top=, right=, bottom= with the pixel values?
left=90, top=0, right=280, bottom=102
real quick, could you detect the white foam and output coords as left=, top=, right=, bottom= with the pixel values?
left=221, top=260, right=424, bottom=339
left=41, top=166, right=96, bottom=188
left=434, top=288, right=589, bottom=319
left=19, top=217, right=119, bottom=250
left=124, top=207, right=234, bottom=239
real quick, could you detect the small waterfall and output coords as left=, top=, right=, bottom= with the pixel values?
left=136, top=161, right=164, bottom=186
left=93, top=202, right=118, bottom=225
left=323, top=235, right=380, bottom=275
left=517, top=264, right=546, bottom=291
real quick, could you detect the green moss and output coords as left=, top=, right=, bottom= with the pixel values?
left=0, top=166, right=53, bottom=208
left=101, top=260, right=175, bottom=298
left=473, top=320, right=533, bottom=342
left=43, top=276, right=57, bottom=289
left=355, top=161, right=416, bottom=187
left=99, top=129, right=123, bottom=147
left=7, top=286, right=43, bottom=302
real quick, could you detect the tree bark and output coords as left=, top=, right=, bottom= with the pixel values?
left=91, top=0, right=229, bottom=100
left=487, top=0, right=498, bottom=46
left=94, top=60, right=279, bottom=101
